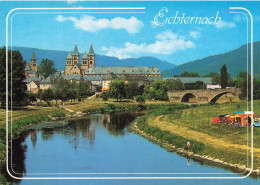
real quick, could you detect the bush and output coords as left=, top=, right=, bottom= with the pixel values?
left=136, top=95, right=146, bottom=104
left=36, top=102, right=44, bottom=106
left=0, top=174, right=7, bottom=185
left=100, top=107, right=105, bottom=113
left=107, top=104, right=115, bottom=111
left=100, top=92, right=108, bottom=101
left=52, top=112, right=66, bottom=117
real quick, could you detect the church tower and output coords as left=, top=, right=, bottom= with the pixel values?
left=72, top=43, right=79, bottom=65
left=81, top=51, right=89, bottom=75
left=87, top=44, right=95, bottom=68
left=30, top=49, right=37, bottom=72
left=65, top=52, right=73, bottom=77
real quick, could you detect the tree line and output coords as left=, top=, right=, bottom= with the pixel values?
left=33, top=79, right=93, bottom=105
left=1, top=48, right=260, bottom=108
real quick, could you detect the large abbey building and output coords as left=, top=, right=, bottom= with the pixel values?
left=64, top=43, right=162, bottom=78
left=25, top=43, right=163, bottom=93
left=65, top=44, right=95, bottom=77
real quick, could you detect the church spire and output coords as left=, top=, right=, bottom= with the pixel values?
left=88, top=44, right=94, bottom=56
left=73, top=42, right=79, bottom=55
left=31, top=49, right=36, bottom=60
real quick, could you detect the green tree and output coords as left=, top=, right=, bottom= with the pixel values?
left=203, top=72, right=221, bottom=84
left=180, top=71, right=200, bottom=77
left=41, top=88, right=53, bottom=103
left=77, top=81, right=90, bottom=101
left=27, top=92, right=37, bottom=103
left=166, top=79, right=184, bottom=91
left=38, top=58, right=57, bottom=79
left=220, top=64, right=228, bottom=89
left=67, top=87, right=77, bottom=102
left=109, top=79, right=125, bottom=101
left=234, top=72, right=250, bottom=99
left=136, top=95, right=146, bottom=104
left=143, top=80, right=169, bottom=101
left=101, top=92, right=108, bottom=101
left=254, top=78, right=260, bottom=100
left=151, top=80, right=168, bottom=100
left=54, top=78, right=70, bottom=102
left=124, top=83, right=138, bottom=101
left=184, top=81, right=204, bottom=90
left=0, top=48, right=27, bottom=108
left=37, top=89, right=43, bottom=102
left=53, top=87, right=61, bottom=106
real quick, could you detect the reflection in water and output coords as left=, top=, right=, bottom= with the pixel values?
left=187, top=157, right=190, bottom=166
left=30, top=129, right=37, bottom=149
left=6, top=112, right=143, bottom=180
left=3, top=111, right=260, bottom=185
left=102, top=112, right=138, bottom=136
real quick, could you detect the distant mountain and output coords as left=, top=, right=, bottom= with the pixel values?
left=11, top=47, right=176, bottom=72
left=162, top=41, right=260, bottom=78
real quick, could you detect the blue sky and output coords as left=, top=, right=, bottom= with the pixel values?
left=1, top=0, right=260, bottom=65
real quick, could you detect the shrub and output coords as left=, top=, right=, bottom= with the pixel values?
left=36, top=102, right=44, bottom=106
left=52, top=112, right=66, bottom=117
left=107, top=104, right=115, bottom=111
left=100, top=107, right=105, bottom=113
left=0, top=174, right=7, bottom=185
left=136, top=95, right=146, bottom=104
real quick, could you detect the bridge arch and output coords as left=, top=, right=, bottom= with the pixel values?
left=209, top=92, right=234, bottom=103
left=181, top=93, right=198, bottom=103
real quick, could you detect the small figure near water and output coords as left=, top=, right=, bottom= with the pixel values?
left=187, top=157, right=190, bottom=166
left=187, top=141, right=190, bottom=152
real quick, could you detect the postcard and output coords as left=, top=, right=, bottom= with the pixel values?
left=0, top=0, right=260, bottom=185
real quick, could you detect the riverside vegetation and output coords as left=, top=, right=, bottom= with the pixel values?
left=1, top=98, right=260, bottom=183
left=135, top=100, right=260, bottom=174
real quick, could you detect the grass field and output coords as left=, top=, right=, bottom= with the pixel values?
left=1, top=96, right=259, bottom=173
left=63, top=98, right=172, bottom=112
left=0, top=98, right=173, bottom=129
left=137, top=100, right=260, bottom=171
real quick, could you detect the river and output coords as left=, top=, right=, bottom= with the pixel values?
left=6, top=111, right=260, bottom=185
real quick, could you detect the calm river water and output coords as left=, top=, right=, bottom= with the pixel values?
left=6, top=112, right=260, bottom=185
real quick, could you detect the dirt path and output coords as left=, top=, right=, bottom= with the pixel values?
left=150, top=115, right=260, bottom=155
left=87, top=92, right=100, bottom=100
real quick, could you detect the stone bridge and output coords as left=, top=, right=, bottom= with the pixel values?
left=168, top=88, right=242, bottom=104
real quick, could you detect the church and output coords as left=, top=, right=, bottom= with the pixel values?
left=64, top=43, right=162, bottom=78
left=25, top=43, right=163, bottom=93
left=64, top=43, right=95, bottom=77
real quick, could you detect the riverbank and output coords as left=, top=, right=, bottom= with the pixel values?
left=0, top=99, right=171, bottom=171
left=133, top=100, right=260, bottom=176
left=1, top=98, right=260, bottom=183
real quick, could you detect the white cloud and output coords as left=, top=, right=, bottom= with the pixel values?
left=67, top=0, right=83, bottom=4
left=55, top=15, right=143, bottom=34
left=101, top=30, right=195, bottom=59
left=189, top=31, right=201, bottom=39
left=233, top=15, right=243, bottom=22
left=215, top=20, right=236, bottom=29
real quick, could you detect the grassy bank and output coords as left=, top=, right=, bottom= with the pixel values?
left=136, top=100, right=260, bottom=173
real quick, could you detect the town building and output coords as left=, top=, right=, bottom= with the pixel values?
left=30, top=50, right=37, bottom=72
left=64, top=44, right=95, bottom=77
left=85, top=66, right=161, bottom=77
left=24, top=43, right=163, bottom=93
left=173, top=77, right=212, bottom=84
